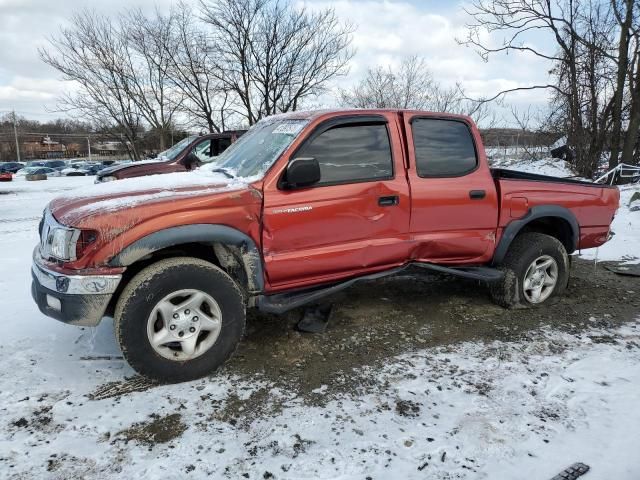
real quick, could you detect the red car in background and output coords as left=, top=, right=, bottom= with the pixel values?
left=0, top=172, right=12, bottom=182
left=95, top=130, right=245, bottom=183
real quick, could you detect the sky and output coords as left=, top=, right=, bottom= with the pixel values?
left=0, top=0, right=556, bottom=127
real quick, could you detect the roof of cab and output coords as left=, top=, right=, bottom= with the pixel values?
left=263, top=108, right=473, bottom=123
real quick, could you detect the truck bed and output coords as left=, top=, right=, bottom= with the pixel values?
left=491, top=167, right=619, bottom=251
left=490, top=168, right=616, bottom=189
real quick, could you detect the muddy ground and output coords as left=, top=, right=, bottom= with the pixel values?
left=181, top=258, right=640, bottom=426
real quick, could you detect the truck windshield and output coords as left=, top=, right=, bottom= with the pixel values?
left=211, top=119, right=308, bottom=179
left=159, top=136, right=197, bottom=161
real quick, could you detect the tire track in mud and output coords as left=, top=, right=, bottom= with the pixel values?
left=87, top=376, right=158, bottom=401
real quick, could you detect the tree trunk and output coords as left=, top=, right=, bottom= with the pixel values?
left=609, top=0, right=633, bottom=169
left=620, top=55, right=640, bottom=166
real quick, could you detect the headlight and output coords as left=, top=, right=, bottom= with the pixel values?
left=96, top=175, right=117, bottom=183
left=40, top=210, right=98, bottom=261
left=50, top=228, right=80, bottom=260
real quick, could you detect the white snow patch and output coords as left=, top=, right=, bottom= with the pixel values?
left=60, top=170, right=240, bottom=200
left=580, top=184, right=640, bottom=264
left=489, top=153, right=580, bottom=179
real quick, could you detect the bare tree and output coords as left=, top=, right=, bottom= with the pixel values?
left=201, top=0, right=354, bottom=125
left=339, top=56, right=434, bottom=109
left=163, top=2, right=232, bottom=133
left=40, top=11, right=144, bottom=160
left=41, top=8, right=184, bottom=156
left=462, top=0, right=640, bottom=178
left=124, top=8, right=183, bottom=151
left=339, top=55, right=492, bottom=125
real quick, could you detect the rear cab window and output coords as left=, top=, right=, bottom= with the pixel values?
left=411, top=118, right=477, bottom=177
left=296, top=122, right=393, bottom=186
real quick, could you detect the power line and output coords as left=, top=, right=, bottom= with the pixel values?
left=0, top=109, right=65, bottom=117
left=0, top=131, right=103, bottom=137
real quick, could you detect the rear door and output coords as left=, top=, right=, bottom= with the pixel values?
left=262, top=113, right=411, bottom=289
left=404, top=114, right=499, bottom=263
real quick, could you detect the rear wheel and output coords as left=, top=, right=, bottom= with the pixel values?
left=115, top=257, right=245, bottom=383
left=489, top=232, right=569, bottom=308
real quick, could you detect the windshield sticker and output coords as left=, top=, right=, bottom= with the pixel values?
left=272, top=122, right=305, bottom=136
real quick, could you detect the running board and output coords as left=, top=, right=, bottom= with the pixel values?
left=256, top=262, right=503, bottom=314
left=413, top=263, right=504, bottom=282
left=256, top=266, right=408, bottom=314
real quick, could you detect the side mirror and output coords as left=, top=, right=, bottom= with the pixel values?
left=284, top=157, right=321, bottom=188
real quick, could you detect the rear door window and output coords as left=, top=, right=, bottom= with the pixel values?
left=412, top=119, right=477, bottom=177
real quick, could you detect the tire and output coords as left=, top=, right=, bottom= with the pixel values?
left=114, top=257, right=246, bottom=383
left=489, top=232, right=569, bottom=308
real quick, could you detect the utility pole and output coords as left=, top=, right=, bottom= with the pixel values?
left=12, top=110, right=21, bottom=162
left=87, top=137, right=92, bottom=162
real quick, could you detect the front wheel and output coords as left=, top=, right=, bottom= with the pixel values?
left=114, top=257, right=246, bottom=383
left=489, top=232, right=569, bottom=308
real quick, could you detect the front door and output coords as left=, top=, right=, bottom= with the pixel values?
left=262, top=114, right=411, bottom=289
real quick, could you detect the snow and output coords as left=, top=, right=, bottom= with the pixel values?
left=53, top=169, right=263, bottom=218
left=61, top=169, right=243, bottom=199
left=580, top=184, right=640, bottom=264
left=489, top=153, right=580, bottom=178
left=0, top=171, right=639, bottom=479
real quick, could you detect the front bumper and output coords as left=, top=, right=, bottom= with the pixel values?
left=31, top=258, right=122, bottom=327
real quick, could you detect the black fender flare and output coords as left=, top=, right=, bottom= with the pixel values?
left=109, top=224, right=264, bottom=292
left=492, top=205, right=579, bottom=266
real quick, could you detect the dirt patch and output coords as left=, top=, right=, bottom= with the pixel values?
left=222, top=259, right=640, bottom=414
left=8, top=402, right=63, bottom=437
left=395, top=399, right=421, bottom=417
left=115, top=413, right=186, bottom=446
left=206, top=387, right=284, bottom=429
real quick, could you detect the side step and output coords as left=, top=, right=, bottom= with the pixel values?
left=256, top=262, right=503, bottom=315
left=256, top=266, right=408, bottom=314
left=413, top=263, right=504, bottom=282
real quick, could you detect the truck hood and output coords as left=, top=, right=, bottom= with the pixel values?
left=49, top=170, right=258, bottom=227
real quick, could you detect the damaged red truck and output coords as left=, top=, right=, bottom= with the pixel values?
left=31, top=109, right=619, bottom=382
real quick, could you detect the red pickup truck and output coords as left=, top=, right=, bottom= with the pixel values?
left=31, top=109, right=619, bottom=382
left=95, top=130, right=245, bottom=183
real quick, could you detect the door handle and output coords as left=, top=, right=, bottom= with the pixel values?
left=469, top=190, right=486, bottom=200
left=378, top=195, right=399, bottom=207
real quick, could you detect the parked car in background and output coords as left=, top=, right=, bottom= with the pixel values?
left=41, top=160, right=68, bottom=171
left=95, top=130, right=245, bottom=183
left=61, top=165, right=89, bottom=176
left=27, top=161, right=47, bottom=168
left=16, top=167, right=61, bottom=178
left=0, top=172, right=12, bottom=182
left=32, top=109, right=619, bottom=382
left=62, top=162, right=106, bottom=176
left=0, top=162, right=25, bottom=173
left=86, top=163, right=106, bottom=175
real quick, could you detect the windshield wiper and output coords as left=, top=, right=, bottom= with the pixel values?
left=209, top=167, right=235, bottom=179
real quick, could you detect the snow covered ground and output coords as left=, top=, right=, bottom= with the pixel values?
left=0, top=170, right=639, bottom=479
